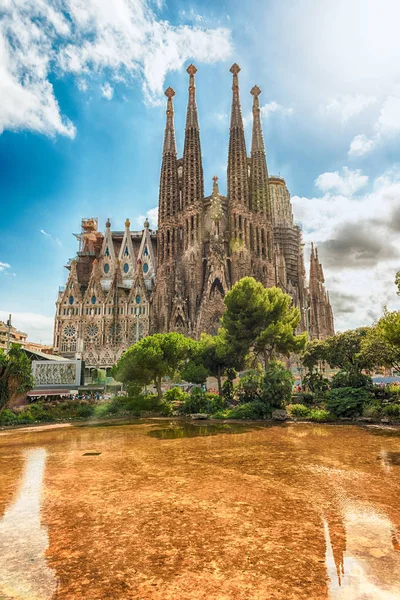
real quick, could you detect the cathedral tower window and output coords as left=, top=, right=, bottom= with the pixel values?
left=104, top=263, right=109, bottom=274
left=123, top=263, right=129, bottom=273
left=69, top=295, right=74, bottom=305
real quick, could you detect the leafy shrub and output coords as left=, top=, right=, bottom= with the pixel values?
left=382, top=404, right=400, bottom=417
left=180, top=390, right=225, bottom=415
left=222, top=378, right=234, bottom=402
left=296, top=392, right=315, bottom=405
left=326, top=387, right=371, bottom=418
left=214, top=401, right=270, bottom=420
left=124, top=394, right=162, bottom=414
left=164, top=387, right=189, bottom=403
left=302, top=372, right=329, bottom=396
left=0, top=409, right=18, bottom=425
left=362, top=403, right=381, bottom=419
left=331, top=370, right=372, bottom=389
left=237, top=370, right=263, bottom=403
left=309, top=409, right=333, bottom=422
left=127, top=382, right=143, bottom=397
left=288, top=404, right=310, bottom=418
left=76, top=404, right=94, bottom=418
left=17, top=411, right=35, bottom=424
left=262, top=361, right=294, bottom=408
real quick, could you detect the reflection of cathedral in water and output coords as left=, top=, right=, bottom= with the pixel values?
left=323, top=498, right=400, bottom=599
left=0, top=449, right=57, bottom=599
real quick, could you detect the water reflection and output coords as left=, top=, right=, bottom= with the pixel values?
left=324, top=501, right=400, bottom=599
left=148, top=423, right=250, bottom=439
left=0, top=448, right=57, bottom=600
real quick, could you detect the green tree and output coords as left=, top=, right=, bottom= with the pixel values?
left=324, top=328, right=372, bottom=373
left=0, top=346, right=34, bottom=413
left=364, top=311, right=400, bottom=372
left=222, top=277, right=306, bottom=367
left=301, top=339, right=328, bottom=372
left=199, top=332, right=241, bottom=396
left=113, top=333, right=194, bottom=399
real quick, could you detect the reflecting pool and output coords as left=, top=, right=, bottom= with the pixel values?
left=1, top=420, right=400, bottom=599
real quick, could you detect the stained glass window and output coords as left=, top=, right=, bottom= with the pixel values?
left=123, top=263, right=129, bottom=273
left=143, top=263, right=149, bottom=274
left=104, top=263, right=109, bottom=274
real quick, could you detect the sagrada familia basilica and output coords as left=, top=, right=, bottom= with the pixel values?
left=53, top=64, right=334, bottom=368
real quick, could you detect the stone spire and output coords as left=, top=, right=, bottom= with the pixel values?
left=250, top=85, right=270, bottom=216
left=162, top=87, right=177, bottom=155
left=159, top=87, right=179, bottom=225
left=227, top=63, right=249, bottom=206
left=182, top=64, right=204, bottom=206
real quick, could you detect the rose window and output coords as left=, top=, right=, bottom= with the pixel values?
left=63, top=325, right=77, bottom=340
left=86, top=324, right=99, bottom=339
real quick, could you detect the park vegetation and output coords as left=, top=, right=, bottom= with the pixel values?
left=3, top=276, right=400, bottom=427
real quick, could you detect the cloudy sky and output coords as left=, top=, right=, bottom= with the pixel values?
left=1, top=0, right=400, bottom=343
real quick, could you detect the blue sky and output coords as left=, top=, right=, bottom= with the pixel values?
left=1, top=0, right=400, bottom=343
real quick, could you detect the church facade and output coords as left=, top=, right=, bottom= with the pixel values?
left=53, top=63, right=334, bottom=368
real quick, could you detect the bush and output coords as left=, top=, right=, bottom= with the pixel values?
left=296, top=392, right=315, bottom=405
left=214, top=401, right=270, bottom=420
left=237, top=370, right=263, bottom=403
left=382, top=404, right=400, bottom=417
left=17, top=411, right=35, bottom=424
left=288, top=404, right=310, bottom=418
left=0, top=409, right=18, bottom=425
left=222, top=378, right=235, bottom=403
left=180, top=390, right=225, bottom=415
left=124, top=394, right=162, bottom=415
left=326, top=387, right=371, bottom=418
left=309, top=409, right=333, bottom=422
left=76, top=404, right=94, bottom=418
left=303, top=372, right=329, bottom=396
left=362, top=403, right=381, bottom=419
left=262, top=361, right=294, bottom=408
left=331, top=370, right=372, bottom=389
left=164, top=387, right=189, bottom=403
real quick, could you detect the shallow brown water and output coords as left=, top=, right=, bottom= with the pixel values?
left=1, top=420, right=400, bottom=599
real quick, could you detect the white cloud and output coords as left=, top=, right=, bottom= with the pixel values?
left=315, top=167, right=368, bottom=196
left=325, top=94, right=377, bottom=122
left=40, top=230, right=62, bottom=246
left=348, top=134, right=376, bottom=157
left=348, top=87, right=400, bottom=157
left=77, top=79, right=88, bottom=92
left=292, top=166, right=400, bottom=330
left=260, top=101, right=293, bottom=118
left=0, top=262, right=11, bottom=273
left=101, top=82, right=114, bottom=100
left=0, top=311, right=54, bottom=345
left=0, top=0, right=232, bottom=137
left=137, top=207, right=158, bottom=229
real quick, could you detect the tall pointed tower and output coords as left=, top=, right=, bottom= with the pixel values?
left=248, top=83, right=275, bottom=287
left=249, top=85, right=270, bottom=217
left=153, top=87, right=179, bottom=333
left=308, top=244, right=335, bottom=339
left=182, top=64, right=204, bottom=210
left=227, top=63, right=253, bottom=284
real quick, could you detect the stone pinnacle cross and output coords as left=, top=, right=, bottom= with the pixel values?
left=250, top=85, right=261, bottom=98
left=165, top=87, right=176, bottom=99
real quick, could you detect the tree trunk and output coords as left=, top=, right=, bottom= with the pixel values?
left=155, top=378, right=162, bottom=401
left=264, top=349, right=268, bottom=371
left=217, top=365, right=222, bottom=396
